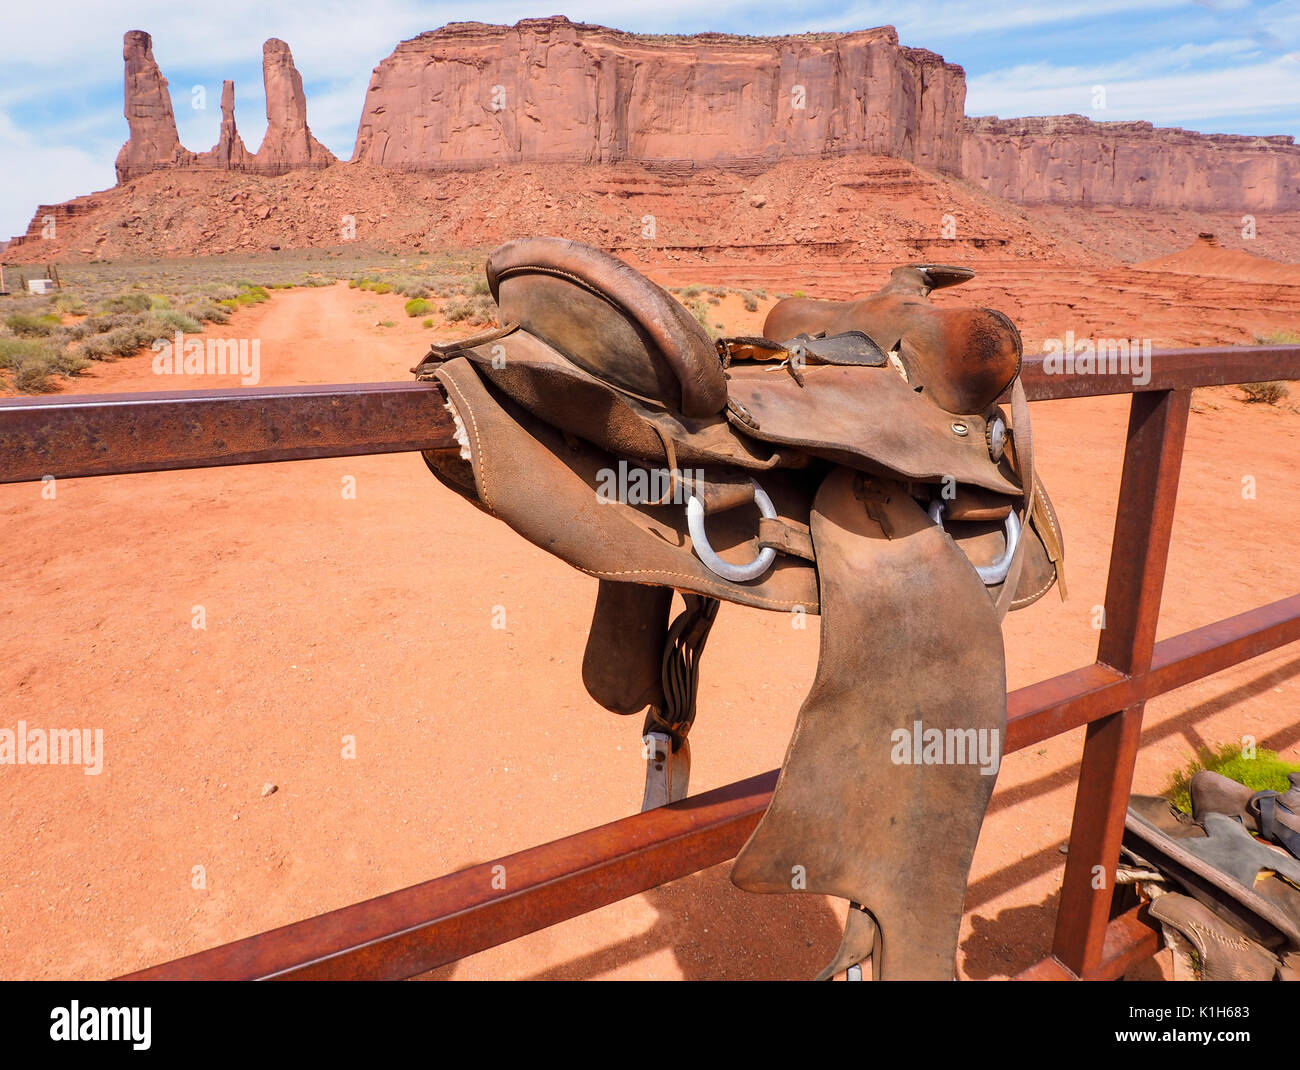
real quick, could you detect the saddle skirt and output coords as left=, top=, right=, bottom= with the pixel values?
left=415, top=237, right=1064, bottom=979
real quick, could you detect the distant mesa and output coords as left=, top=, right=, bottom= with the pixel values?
left=108, top=18, right=1300, bottom=214
left=349, top=19, right=966, bottom=174
left=963, top=115, right=1300, bottom=212
left=115, top=30, right=336, bottom=183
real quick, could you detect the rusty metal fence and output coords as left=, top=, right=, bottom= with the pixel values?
left=3, top=343, right=1298, bottom=980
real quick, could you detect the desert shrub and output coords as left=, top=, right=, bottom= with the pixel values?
left=203, top=284, right=240, bottom=301
left=371, top=282, right=392, bottom=294
left=51, top=294, right=88, bottom=315
left=682, top=298, right=719, bottom=339
left=101, top=293, right=152, bottom=313
left=0, top=337, right=40, bottom=369
left=442, top=295, right=496, bottom=326
left=149, top=295, right=171, bottom=310
left=1255, top=329, right=1300, bottom=345
left=4, top=312, right=61, bottom=337
left=680, top=285, right=702, bottom=299
left=150, top=309, right=203, bottom=333
left=78, top=312, right=135, bottom=335
left=79, top=321, right=161, bottom=360
left=743, top=293, right=759, bottom=312
left=405, top=297, right=434, bottom=317
left=1240, top=381, right=1289, bottom=405
left=470, top=279, right=491, bottom=296
left=180, top=300, right=230, bottom=325
left=377, top=320, right=396, bottom=328
left=0, top=337, right=88, bottom=392
left=422, top=318, right=434, bottom=329
left=218, top=285, right=270, bottom=309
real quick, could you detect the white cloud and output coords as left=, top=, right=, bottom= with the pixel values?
left=835, top=0, right=1192, bottom=40
left=0, top=110, right=117, bottom=243
left=968, top=53, right=1300, bottom=126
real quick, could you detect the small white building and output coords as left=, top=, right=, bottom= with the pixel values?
left=27, top=279, right=55, bottom=295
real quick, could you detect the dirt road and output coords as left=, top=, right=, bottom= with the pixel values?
left=2, top=281, right=1298, bottom=979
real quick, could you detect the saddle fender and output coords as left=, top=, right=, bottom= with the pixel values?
left=731, top=468, right=1006, bottom=980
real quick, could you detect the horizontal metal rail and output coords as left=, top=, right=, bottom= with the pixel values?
left=3, top=346, right=1298, bottom=484
left=0, top=381, right=457, bottom=483
left=119, top=595, right=1300, bottom=981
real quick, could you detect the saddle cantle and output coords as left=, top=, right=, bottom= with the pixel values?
left=414, top=237, right=1065, bottom=979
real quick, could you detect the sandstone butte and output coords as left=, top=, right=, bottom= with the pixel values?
left=115, top=30, right=335, bottom=183
left=81, top=16, right=1300, bottom=216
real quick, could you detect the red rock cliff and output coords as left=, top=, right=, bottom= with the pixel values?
left=963, top=115, right=1300, bottom=211
left=115, top=30, right=195, bottom=183
left=351, top=17, right=967, bottom=174
left=194, top=80, right=253, bottom=171
left=115, top=32, right=334, bottom=182
left=255, top=39, right=335, bottom=174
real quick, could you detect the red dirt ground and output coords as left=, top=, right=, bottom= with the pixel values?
left=2, top=266, right=1298, bottom=980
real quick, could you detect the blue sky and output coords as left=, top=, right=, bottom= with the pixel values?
left=1, top=0, right=1297, bottom=239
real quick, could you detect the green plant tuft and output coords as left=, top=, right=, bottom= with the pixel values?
left=4, top=312, right=61, bottom=337
left=1162, top=743, right=1300, bottom=815
left=101, top=293, right=152, bottom=313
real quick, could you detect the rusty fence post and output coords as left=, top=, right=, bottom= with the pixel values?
left=1051, top=388, right=1192, bottom=976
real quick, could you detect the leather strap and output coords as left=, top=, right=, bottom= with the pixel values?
left=993, top=377, right=1033, bottom=621
left=643, top=595, right=720, bottom=750
left=1255, top=793, right=1300, bottom=860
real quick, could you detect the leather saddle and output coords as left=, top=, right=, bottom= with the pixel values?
left=414, top=237, right=1064, bottom=980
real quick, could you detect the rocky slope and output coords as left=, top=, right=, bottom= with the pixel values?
left=1, top=155, right=1097, bottom=264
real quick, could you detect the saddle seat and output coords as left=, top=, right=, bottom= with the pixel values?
left=418, top=237, right=1061, bottom=616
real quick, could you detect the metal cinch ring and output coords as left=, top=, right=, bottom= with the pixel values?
left=687, top=479, right=778, bottom=583
left=928, top=500, right=1022, bottom=586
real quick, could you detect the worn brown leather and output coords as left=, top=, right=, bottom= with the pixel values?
left=1191, top=770, right=1300, bottom=854
left=763, top=266, right=1021, bottom=416
left=415, top=240, right=1062, bottom=979
left=487, top=237, right=727, bottom=418
left=1124, top=796, right=1300, bottom=950
left=1149, top=892, right=1284, bottom=981
left=729, top=469, right=1005, bottom=980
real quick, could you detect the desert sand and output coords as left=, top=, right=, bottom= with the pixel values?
left=1, top=263, right=1297, bottom=979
